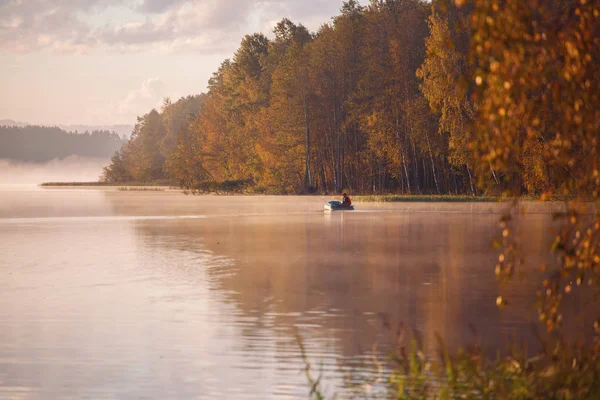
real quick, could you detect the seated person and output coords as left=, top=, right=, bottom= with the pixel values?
left=342, top=193, right=352, bottom=206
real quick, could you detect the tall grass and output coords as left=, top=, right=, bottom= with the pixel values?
left=117, top=186, right=165, bottom=192
left=300, top=327, right=600, bottom=399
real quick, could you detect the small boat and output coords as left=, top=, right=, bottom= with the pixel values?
left=324, top=200, right=354, bottom=211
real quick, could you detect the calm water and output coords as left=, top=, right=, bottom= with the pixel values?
left=0, top=186, right=587, bottom=399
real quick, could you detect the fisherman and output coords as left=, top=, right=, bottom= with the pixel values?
left=342, top=193, right=352, bottom=207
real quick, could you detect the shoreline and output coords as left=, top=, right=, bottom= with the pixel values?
left=37, top=182, right=499, bottom=202
left=36, top=182, right=577, bottom=203
left=352, top=194, right=496, bottom=203
left=40, top=181, right=174, bottom=187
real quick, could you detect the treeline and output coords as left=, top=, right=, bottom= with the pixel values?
left=102, top=0, right=591, bottom=196
left=101, top=96, right=204, bottom=183
left=0, top=125, right=126, bottom=163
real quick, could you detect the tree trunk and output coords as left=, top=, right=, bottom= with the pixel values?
left=466, top=165, right=476, bottom=196
left=411, top=141, right=420, bottom=193
left=453, top=173, right=459, bottom=195
left=402, top=150, right=411, bottom=193
left=333, top=75, right=341, bottom=193
left=425, top=132, right=441, bottom=194
left=489, top=162, right=500, bottom=191
left=303, top=91, right=312, bottom=190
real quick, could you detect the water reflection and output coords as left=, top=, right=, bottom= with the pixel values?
left=133, top=210, right=548, bottom=354
left=0, top=189, right=591, bottom=399
left=128, top=206, right=562, bottom=390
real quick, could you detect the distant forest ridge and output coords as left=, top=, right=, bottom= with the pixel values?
left=0, top=120, right=134, bottom=138
left=60, top=124, right=133, bottom=138
left=0, top=125, right=126, bottom=163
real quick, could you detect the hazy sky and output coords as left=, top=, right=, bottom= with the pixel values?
left=1, top=0, right=359, bottom=126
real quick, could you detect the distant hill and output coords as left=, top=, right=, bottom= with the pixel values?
left=0, top=119, right=27, bottom=128
left=0, top=125, right=125, bottom=163
left=0, top=120, right=134, bottom=138
left=58, top=124, right=134, bottom=138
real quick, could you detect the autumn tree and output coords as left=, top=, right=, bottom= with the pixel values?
left=102, top=0, right=562, bottom=197
left=101, top=149, right=133, bottom=183
left=163, top=117, right=211, bottom=189
left=258, top=20, right=314, bottom=193
left=468, top=0, right=600, bottom=332
left=417, top=3, right=479, bottom=194
left=160, top=95, right=204, bottom=161
left=213, top=34, right=270, bottom=183
left=353, top=0, right=436, bottom=193
left=103, top=97, right=203, bottom=183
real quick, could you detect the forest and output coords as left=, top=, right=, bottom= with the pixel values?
left=0, top=125, right=125, bottom=163
left=101, top=0, right=597, bottom=197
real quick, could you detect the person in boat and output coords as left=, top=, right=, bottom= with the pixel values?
left=342, top=193, right=352, bottom=207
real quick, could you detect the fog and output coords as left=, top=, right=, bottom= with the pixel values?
left=0, top=189, right=588, bottom=398
left=0, top=156, right=108, bottom=184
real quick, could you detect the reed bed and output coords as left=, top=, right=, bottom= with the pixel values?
left=117, top=187, right=165, bottom=192
left=300, top=330, right=600, bottom=399
left=353, top=194, right=496, bottom=203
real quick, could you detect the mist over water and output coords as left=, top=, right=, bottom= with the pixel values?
left=0, top=189, right=592, bottom=399
left=0, top=156, right=108, bottom=184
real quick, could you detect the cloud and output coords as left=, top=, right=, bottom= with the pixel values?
left=83, top=78, right=169, bottom=124
left=0, top=0, right=346, bottom=54
left=118, top=77, right=167, bottom=115
left=138, top=0, right=189, bottom=13
left=99, top=0, right=257, bottom=51
left=0, top=0, right=109, bottom=53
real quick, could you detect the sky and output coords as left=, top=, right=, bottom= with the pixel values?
left=0, top=0, right=361, bottom=126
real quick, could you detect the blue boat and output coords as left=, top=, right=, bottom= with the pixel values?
left=324, top=200, right=354, bottom=211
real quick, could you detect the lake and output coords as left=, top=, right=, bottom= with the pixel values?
left=0, top=186, right=587, bottom=399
